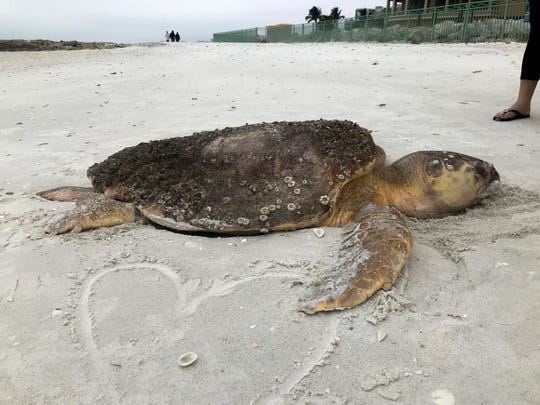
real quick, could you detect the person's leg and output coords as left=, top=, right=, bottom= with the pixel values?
left=493, top=80, right=537, bottom=120
left=494, top=3, right=539, bottom=120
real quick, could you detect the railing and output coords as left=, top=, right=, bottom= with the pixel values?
left=212, top=0, right=529, bottom=44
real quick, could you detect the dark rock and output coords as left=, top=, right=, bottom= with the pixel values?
left=0, top=39, right=128, bottom=52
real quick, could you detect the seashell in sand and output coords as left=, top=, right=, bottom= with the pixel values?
left=313, top=228, right=325, bottom=238
left=177, top=352, right=198, bottom=367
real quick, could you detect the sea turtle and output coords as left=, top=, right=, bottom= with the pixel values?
left=38, top=120, right=499, bottom=314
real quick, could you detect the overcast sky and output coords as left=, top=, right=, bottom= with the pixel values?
left=1, top=0, right=387, bottom=43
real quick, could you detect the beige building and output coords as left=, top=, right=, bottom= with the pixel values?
left=384, top=0, right=526, bottom=14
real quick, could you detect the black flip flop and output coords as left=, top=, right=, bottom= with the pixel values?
left=493, top=108, right=530, bottom=122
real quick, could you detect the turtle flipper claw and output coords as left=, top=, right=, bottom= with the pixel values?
left=298, top=203, right=413, bottom=314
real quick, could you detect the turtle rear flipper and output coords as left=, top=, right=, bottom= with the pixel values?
left=38, top=186, right=94, bottom=202
left=298, top=203, right=413, bottom=314
left=39, top=189, right=137, bottom=234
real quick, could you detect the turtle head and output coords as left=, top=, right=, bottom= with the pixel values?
left=386, top=151, right=499, bottom=218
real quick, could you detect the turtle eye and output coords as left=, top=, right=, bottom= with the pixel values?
left=425, top=158, right=443, bottom=176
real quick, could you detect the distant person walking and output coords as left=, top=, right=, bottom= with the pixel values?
left=493, top=2, right=538, bottom=121
left=165, top=31, right=169, bottom=42
left=175, top=32, right=180, bottom=42
left=169, top=30, right=176, bottom=42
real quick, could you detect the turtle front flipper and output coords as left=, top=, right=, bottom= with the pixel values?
left=298, top=203, right=413, bottom=314
left=38, top=188, right=137, bottom=234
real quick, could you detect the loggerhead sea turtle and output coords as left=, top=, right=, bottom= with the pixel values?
left=38, top=120, right=499, bottom=314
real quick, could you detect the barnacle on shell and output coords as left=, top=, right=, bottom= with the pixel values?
left=237, top=217, right=250, bottom=226
left=319, top=195, right=330, bottom=205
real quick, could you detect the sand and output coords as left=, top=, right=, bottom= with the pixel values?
left=1, top=42, right=539, bottom=404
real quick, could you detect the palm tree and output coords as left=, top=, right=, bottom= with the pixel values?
left=317, top=7, right=344, bottom=32
left=318, top=7, right=343, bottom=23
left=305, top=6, right=323, bottom=23
left=328, top=7, right=344, bottom=20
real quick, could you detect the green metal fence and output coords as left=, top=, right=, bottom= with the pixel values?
left=213, top=0, right=529, bottom=44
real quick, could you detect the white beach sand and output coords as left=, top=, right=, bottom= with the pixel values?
left=1, top=42, right=539, bottom=404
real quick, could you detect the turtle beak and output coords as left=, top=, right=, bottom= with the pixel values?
left=477, top=161, right=500, bottom=197
left=488, top=163, right=500, bottom=183
left=475, top=160, right=499, bottom=183
left=486, top=163, right=500, bottom=189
